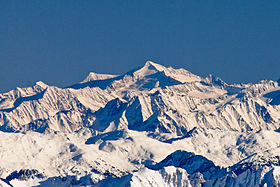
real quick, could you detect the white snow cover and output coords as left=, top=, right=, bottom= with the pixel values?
left=0, top=61, right=279, bottom=186
left=81, top=72, right=118, bottom=83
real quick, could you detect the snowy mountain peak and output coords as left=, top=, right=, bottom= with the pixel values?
left=132, top=61, right=202, bottom=84
left=35, top=81, right=48, bottom=89
left=205, top=74, right=227, bottom=87
left=1, top=60, right=280, bottom=135
left=1, top=60, right=280, bottom=186
left=133, top=61, right=166, bottom=78
left=144, top=61, right=166, bottom=71
left=81, top=72, right=117, bottom=83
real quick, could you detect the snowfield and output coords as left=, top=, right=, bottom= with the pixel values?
left=0, top=61, right=280, bottom=186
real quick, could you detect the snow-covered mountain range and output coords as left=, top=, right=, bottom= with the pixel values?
left=0, top=61, right=280, bottom=186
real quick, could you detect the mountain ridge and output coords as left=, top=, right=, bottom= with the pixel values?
left=0, top=61, right=279, bottom=134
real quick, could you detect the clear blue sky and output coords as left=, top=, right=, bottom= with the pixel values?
left=1, top=1, right=279, bottom=92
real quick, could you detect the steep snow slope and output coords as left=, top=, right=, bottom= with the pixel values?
left=95, top=166, right=192, bottom=187
left=0, top=61, right=279, bottom=134
left=0, top=129, right=279, bottom=186
left=0, top=61, right=280, bottom=186
left=90, top=79, right=280, bottom=134
left=81, top=72, right=118, bottom=83
left=0, top=83, right=115, bottom=132
left=99, top=150, right=280, bottom=187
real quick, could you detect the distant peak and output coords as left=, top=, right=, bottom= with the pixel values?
left=132, top=61, right=202, bottom=83
left=133, top=61, right=166, bottom=78
left=81, top=72, right=118, bottom=83
left=205, top=74, right=227, bottom=87
left=35, top=81, right=48, bottom=89
left=144, top=61, right=166, bottom=72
